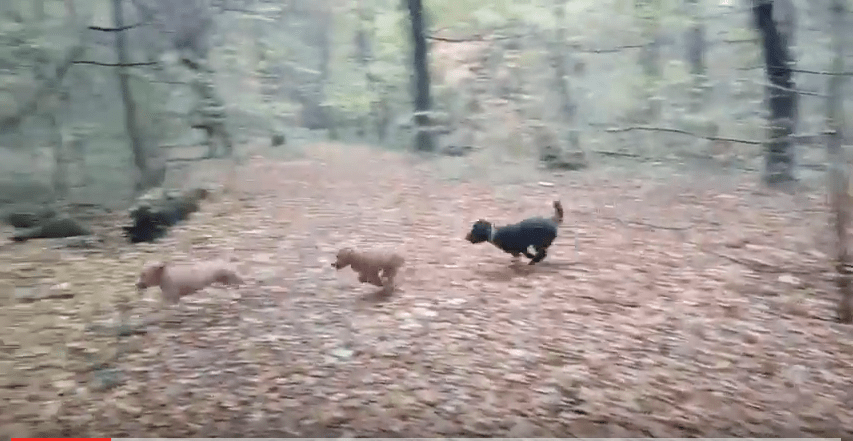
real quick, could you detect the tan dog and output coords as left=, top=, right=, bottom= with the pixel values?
left=136, top=260, right=244, bottom=304
left=331, top=247, right=404, bottom=291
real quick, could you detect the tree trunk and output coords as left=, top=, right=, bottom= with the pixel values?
left=752, top=0, right=797, bottom=185
left=32, top=0, right=45, bottom=20
left=685, top=0, right=705, bottom=113
left=65, top=0, right=76, bottom=18
left=551, top=0, right=580, bottom=151
left=826, top=0, right=851, bottom=323
left=407, top=0, right=434, bottom=152
left=113, top=0, right=149, bottom=192
left=355, top=0, right=384, bottom=142
left=315, top=6, right=331, bottom=131
left=48, top=114, right=68, bottom=201
left=635, top=0, right=662, bottom=122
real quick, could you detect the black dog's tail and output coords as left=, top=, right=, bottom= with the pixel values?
left=551, top=200, right=564, bottom=224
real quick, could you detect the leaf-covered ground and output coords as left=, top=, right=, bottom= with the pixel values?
left=1, top=143, right=851, bottom=437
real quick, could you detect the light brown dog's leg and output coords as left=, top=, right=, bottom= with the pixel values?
left=379, top=266, right=400, bottom=293
left=359, top=271, right=384, bottom=287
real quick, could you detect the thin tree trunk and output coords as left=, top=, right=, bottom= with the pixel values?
left=551, top=0, right=580, bottom=151
left=355, top=0, right=381, bottom=141
left=407, top=0, right=434, bottom=151
left=752, top=0, right=797, bottom=185
left=49, top=114, right=68, bottom=201
left=316, top=7, right=331, bottom=131
left=112, top=0, right=148, bottom=191
left=827, top=0, right=851, bottom=323
left=685, top=0, right=705, bottom=113
left=33, top=0, right=45, bottom=20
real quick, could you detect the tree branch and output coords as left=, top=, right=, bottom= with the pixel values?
left=426, top=34, right=513, bottom=43
left=88, top=22, right=146, bottom=31
left=73, top=60, right=157, bottom=67
left=605, top=126, right=763, bottom=145
left=739, top=65, right=853, bottom=76
left=0, top=45, right=85, bottom=133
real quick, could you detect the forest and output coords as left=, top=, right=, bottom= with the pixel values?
left=0, top=0, right=852, bottom=437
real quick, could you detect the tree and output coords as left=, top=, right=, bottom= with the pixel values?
left=684, top=0, right=706, bottom=113
left=751, top=0, right=797, bottom=186
left=406, top=0, right=434, bottom=152
left=825, top=0, right=851, bottom=323
left=112, top=0, right=150, bottom=192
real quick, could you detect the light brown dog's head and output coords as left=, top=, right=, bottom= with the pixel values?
left=136, top=262, right=167, bottom=290
left=331, top=248, right=355, bottom=269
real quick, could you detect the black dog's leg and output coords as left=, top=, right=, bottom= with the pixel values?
left=522, top=250, right=536, bottom=259
left=529, top=247, right=548, bottom=265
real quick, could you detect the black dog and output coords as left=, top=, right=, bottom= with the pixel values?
left=465, top=200, right=563, bottom=265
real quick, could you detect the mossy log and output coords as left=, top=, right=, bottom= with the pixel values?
left=11, top=216, right=91, bottom=242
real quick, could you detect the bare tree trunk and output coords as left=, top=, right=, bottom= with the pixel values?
left=407, top=0, right=434, bottom=152
left=685, top=0, right=705, bottom=113
left=32, top=0, right=45, bottom=20
left=752, top=0, right=797, bottom=186
left=49, top=114, right=68, bottom=201
left=355, top=0, right=383, bottom=141
left=635, top=0, right=662, bottom=122
left=65, top=0, right=76, bottom=17
left=826, top=0, right=851, bottom=323
left=316, top=6, right=332, bottom=132
left=551, top=0, right=580, bottom=152
left=112, top=0, right=148, bottom=192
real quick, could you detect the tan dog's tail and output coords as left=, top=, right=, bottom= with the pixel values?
left=551, top=200, right=564, bottom=224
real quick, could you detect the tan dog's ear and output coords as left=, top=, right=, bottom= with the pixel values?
left=137, top=261, right=167, bottom=290
left=147, top=262, right=167, bottom=284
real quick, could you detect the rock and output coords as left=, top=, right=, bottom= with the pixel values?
left=507, top=418, right=547, bottom=437
left=413, top=306, right=437, bottom=318
left=11, top=216, right=91, bottom=242
left=415, top=388, right=441, bottom=406
left=778, top=274, right=801, bottom=287
left=89, top=368, right=124, bottom=391
left=503, top=372, right=528, bottom=383
left=541, top=150, right=588, bottom=171
left=15, top=285, right=75, bottom=303
left=271, top=133, right=286, bottom=147
left=440, top=144, right=474, bottom=157
left=51, top=235, right=104, bottom=249
left=331, top=347, right=354, bottom=360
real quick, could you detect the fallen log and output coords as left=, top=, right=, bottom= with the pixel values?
left=122, top=187, right=210, bottom=243
left=11, top=216, right=91, bottom=242
left=1, top=205, right=57, bottom=228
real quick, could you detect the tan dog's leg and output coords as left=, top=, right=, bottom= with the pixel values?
left=380, top=265, right=399, bottom=289
left=358, top=270, right=384, bottom=287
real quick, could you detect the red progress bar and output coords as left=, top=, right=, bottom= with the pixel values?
left=13, top=439, right=111, bottom=441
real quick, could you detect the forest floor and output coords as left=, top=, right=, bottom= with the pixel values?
left=1, top=142, right=851, bottom=437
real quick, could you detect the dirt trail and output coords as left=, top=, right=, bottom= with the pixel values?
left=1, top=143, right=850, bottom=437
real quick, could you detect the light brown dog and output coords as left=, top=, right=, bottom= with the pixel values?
left=331, top=247, right=404, bottom=291
left=136, top=260, right=244, bottom=304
